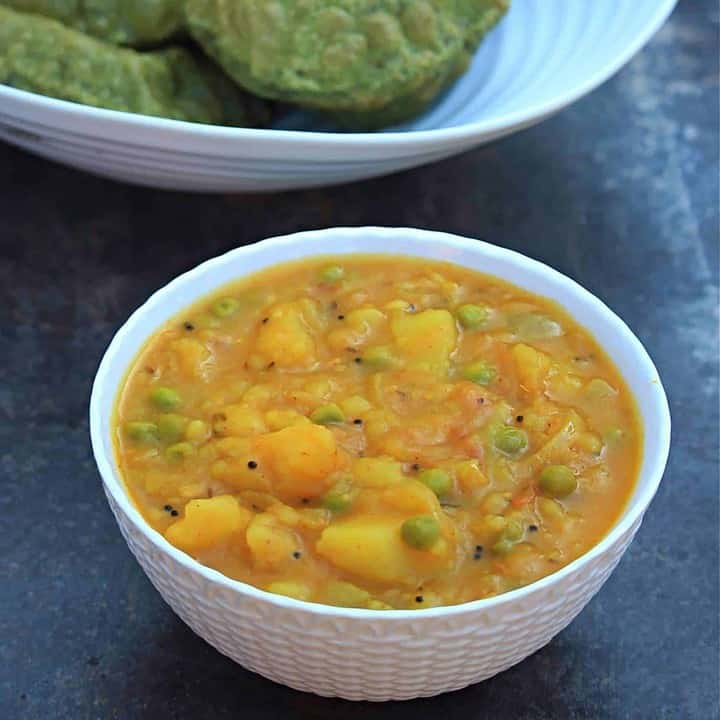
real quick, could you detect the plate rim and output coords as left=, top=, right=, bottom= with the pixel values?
left=0, top=0, right=677, bottom=155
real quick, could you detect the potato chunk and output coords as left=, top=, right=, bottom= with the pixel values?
left=255, top=424, right=338, bottom=500
left=264, top=409, right=310, bottom=431
left=210, top=436, right=271, bottom=492
left=316, top=515, right=452, bottom=586
left=351, top=457, right=405, bottom=487
left=522, top=411, right=587, bottom=475
left=391, top=309, right=457, bottom=375
left=165, top=495, right=251, bottom=553
left=214, top=404, right=267, bottom=437
left=246, top=513, right=299, bottom=571
left=265, top=581, right=311, bottom=601
left=251, top=299, right=322, bottom=369
left=381, top=479, right=441, bottom=516
left=327, top=307, right=386, bottom=352
left=171, top=337, right=212, bottom=379
left=513, top=343, right=551, bottom=394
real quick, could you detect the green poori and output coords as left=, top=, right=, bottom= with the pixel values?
left=185, top=0, right=509, bottom=129
left=0, top=0, right=184, bottom=47
left=0, top=6, right=269, bottom=126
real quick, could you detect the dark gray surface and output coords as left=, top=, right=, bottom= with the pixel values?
left=1, top=1, right=718, bottom=718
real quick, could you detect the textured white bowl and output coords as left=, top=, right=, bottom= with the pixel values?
left=1, top=1, right=676, bottom=192
left=90, top=227, right=670, bottom=701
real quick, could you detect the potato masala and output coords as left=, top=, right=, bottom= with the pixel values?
left=114, top=255, right=642, bottom=609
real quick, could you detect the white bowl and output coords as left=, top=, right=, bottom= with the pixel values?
left=2, top=1, right=676, bottom=192
left=90, top=227, right=670, bottom=701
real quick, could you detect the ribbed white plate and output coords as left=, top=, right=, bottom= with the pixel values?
left=0, top=0, right=677, bottom=192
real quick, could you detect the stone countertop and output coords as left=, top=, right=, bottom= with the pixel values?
left=1, top=1, right=717, bottom=718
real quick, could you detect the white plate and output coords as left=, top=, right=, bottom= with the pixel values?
left=0, top=0, right=676, bottom=192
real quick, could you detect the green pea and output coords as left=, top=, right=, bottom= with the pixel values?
left=185, top=419, right=209, bottom=443
left=310, top=403, right=346, bottom=425
left=418, top=468, right=451, bottom=497
left=493, top=426, right=528, bottom=457
left=319, top=265, right=345, bottom=284
left=457, top=303, right=490, bottom=329
left=503, top=519, right=524, bottom=541
left=149, top=386, right=181, bottom=411
left=401, top=515, right=440, bottom=550
left=539, top=465, right=577, bottom=498
left=125, top=421, right=158, bottom=443
left=322, top=489, right=354, bottom=513
left=157, top=413, right=187, bottom=442
left=491, top=519, right=524, bottom=555
left=166, top=442, right=196, bottom=461
left=462, top=360, right=497, bottom=386
left=211, top=297, right=240, bottom=318
left=492, top=538, right=515, bottom=555
left=362, top=345, right=396, bottom=369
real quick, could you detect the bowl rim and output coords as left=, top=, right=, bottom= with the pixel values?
left=0, top=0, right=676, bottom=151
left=90, top=226, right=671, bottom=621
